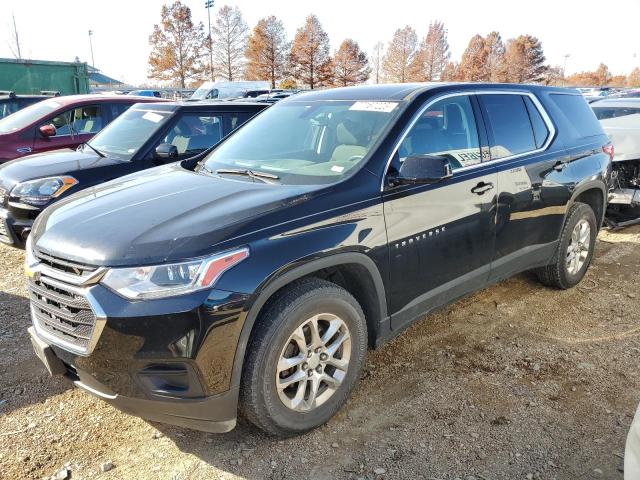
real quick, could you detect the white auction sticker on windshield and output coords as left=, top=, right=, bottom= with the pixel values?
left=142, top=111, right=164, bottom=123
left=349, top=101, right=398, bottom=113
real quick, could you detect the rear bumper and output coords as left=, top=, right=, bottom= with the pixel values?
left=28, top=326, right=238, bottom=433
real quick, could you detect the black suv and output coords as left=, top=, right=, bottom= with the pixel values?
left=26, top=83, right=611, bottom=436
left=0, top=101, right=267, bottom=247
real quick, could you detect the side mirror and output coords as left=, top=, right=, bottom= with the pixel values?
left=155, top=143, right=178, bottom=160
left=394, top=155, right=453, bottom=186
left=39, top=124, right=57, bottom=138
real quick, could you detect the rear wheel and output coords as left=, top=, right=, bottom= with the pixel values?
left=535, top=202, right=597, bottom=289
left=240, top=278, right=367, bottom=436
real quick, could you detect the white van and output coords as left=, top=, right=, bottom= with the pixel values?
left=190, top=81, right=271, bottom=101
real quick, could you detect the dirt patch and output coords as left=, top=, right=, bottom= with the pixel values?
left=2, top=228, right=640, bottom=479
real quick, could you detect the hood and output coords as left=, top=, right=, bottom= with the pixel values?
left=0, top=148, right=124, bottom=191
left=32, top=163, right=319, bottom=267
left=600, top=114, right=640, bottom=162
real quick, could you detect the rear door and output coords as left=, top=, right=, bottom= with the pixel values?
left=477, top=92, right=574, bottom=282
left=383, top=93, right=498, bottom=329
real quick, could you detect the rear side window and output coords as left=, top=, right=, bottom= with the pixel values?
left=549, top=94, right=602, bottom=139
left=523, top=96, right=549, bottom=148
left=480, top=94, right=536, bottom=159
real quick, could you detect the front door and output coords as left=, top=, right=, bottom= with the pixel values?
left=33, top=104, right=103, bottom=154
left=383, top=94, right=497, bottom=330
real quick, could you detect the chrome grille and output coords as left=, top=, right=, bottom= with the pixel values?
left=35, top=251, right=98, bottom=277
left=29, top=276, right=97, bottom=350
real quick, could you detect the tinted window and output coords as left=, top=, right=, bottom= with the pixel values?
left=160, top=113, right=224, bottom=156
left=523, top=96, right=550, bottom=148
left=592, top=106, right=640, bottom=120
left=549, top=94, right=602, bottom=139
left=108, top=103, right=131, bottom=119
left=398, top=95, right=483, bottom=170
left=481, top=94, right=535, bottom=159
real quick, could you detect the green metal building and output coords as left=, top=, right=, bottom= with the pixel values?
left=0, top=58, right=90, bottom=95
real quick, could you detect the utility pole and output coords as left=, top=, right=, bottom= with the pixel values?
left=562, top=53, right=570, bottom=87
left=205, top=0, right=215, bottom=81
left=88, top=30, right=95, bottom=69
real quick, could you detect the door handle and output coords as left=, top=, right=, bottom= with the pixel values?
left=553, top=160, right=569, bottom=171
left=471, top=181, right=494, bottom=195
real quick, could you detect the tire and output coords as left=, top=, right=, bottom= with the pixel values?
left=239, top=278, right=367, bottom=437
left=535, top=202, right=597, bottom=289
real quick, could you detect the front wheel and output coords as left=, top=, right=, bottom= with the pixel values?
left=535, top=202, right=597, bottom=289
left=240, top=278, right=367, bottom=436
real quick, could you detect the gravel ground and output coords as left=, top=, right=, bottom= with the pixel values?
left=1, top=228, right=640, bottom=480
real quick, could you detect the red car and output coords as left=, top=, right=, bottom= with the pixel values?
left=0, top=94, right=167, bottom=163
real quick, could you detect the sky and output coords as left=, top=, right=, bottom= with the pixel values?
left=2, top=0, right=639, bottom=86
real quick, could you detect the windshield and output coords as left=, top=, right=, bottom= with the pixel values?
left=88, top=107, right=172, bottom=160
left=191, top=85, right=217, bottom=100
left=0, top=99, right=61, bottom=133
left=202, top=100, right=402, bottom=185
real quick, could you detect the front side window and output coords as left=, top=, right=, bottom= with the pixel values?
left=70, top=105, right=103, bottom=134
left=480, top=94, right=536, bottom=159
left=87, top=107, right=172, bottom=160
left=202, top=100, right=402, bottom=185
left=159, top=114, right=224, bottom=157
left=398, top=95, right=483, bottom=170
left=47, top=109, right=74, bottom=135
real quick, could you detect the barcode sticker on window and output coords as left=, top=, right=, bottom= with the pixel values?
left=349, top=102, right=398, bottom=113
left=142, top=112, right=163, bottom=123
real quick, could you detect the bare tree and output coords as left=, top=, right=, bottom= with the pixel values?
left=382, top=26, right=417, bottom=83
left=245, top=15, right=288, bottom=88
left=504, top=35, right=546, bottom=83
left=8, top=12, right=22, bottom=60
left=289, top=14, right=333, bottom=89
left=457, top=34, right=488, bottom=81
left=409, top=21, right=450, bottom=81
left=371, top=41, right=384, bottom=84
left=484, top=31, right=507, bottom=82
left=148, top=2, right=208, bottom=88
left=212, top=5, right=248, bottom=81
left=332, top=39, right=370, bottom=87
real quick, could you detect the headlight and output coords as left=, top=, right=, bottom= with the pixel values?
left=11, top=176, right=78, bottom=206
left=101, top=247, right=249, bottom=300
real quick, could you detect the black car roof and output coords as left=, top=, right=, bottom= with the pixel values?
left=284, top=83, right=580, bottom=103
left=130, top=100, right=269, bottom=112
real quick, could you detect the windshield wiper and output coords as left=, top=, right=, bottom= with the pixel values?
left=215, top=168, right=280, bottom=183
left=83, top=142, right=105, bottom=158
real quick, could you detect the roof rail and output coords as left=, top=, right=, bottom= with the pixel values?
left=0, top=91, right=16, bottom=98
left=40, top=90, right=61, bottom=96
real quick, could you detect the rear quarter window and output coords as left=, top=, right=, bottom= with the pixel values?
left=549, top=94, right=603, bottom=140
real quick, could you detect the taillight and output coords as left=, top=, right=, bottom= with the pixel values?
left=603, top=144, right=614, bottom=161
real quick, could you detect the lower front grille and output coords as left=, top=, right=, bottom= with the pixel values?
left=0, top=219, right=11, bottom=244
left=28, top=277, right=98, bottom=351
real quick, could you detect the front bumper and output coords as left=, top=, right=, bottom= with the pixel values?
left=0, top=206, right=35, bottom=248
left=29, top=326, right=238, bottom=432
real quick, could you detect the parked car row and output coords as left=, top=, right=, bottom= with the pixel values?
left=591, top=97, right=640, bottom=227
left=0, top=100, right=267, bottom=245
left=18, top=82, right=611, bottom=437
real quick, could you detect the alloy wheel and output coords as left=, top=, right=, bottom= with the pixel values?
left=566, top=219, right=590, bottom=275
left=275, top=313, right=351, bottom=412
